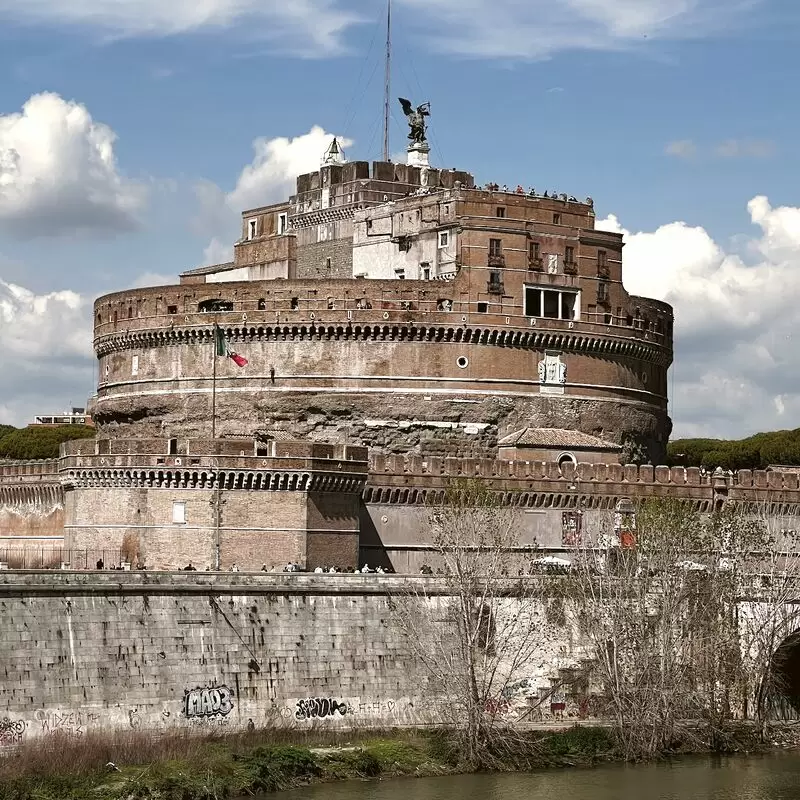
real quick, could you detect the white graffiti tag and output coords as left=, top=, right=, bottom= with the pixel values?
left=184, top=685, right=234, bottom=718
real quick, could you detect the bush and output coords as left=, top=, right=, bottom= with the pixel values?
left=0, top=426, right=95, bottom=460
left=235, top=745, right=320, bottom=792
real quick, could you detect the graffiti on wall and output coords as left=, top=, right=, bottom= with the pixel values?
left=184, top=685, right=234, bottom=719
left=0, top=718, right=25, bottom=746
left=295, top=698, right=351, bottom=720
left=34, top=709, right=98, bottom=738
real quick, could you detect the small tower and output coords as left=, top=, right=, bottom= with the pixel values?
left=322, top=137, right=346, bottom=166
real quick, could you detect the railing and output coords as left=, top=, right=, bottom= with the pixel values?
left=0, top=547, right=121, bottom=571
left=487, top=253, right=505, bottom=267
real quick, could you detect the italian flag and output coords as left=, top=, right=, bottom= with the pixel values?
left=214, top=324, right=248, bottom=368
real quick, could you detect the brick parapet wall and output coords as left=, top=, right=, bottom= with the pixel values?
left=366, top=455, right=800, bottom=508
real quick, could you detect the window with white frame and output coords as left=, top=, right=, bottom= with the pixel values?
left=438, top=231, right=450, bottom=248
left=131, top=355, right=139, bottom=376
left=278, top=212, right=288, bottom=234
left=172, top=501, right=186, bottom=525
left=247, top=218, right=257, bottom=240
left=524, top=287, right=579, bottom=320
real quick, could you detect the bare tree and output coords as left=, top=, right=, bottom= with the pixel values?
left=389, top=479, right=558, bottom=769
left=564, top=497, right=788, bottom=759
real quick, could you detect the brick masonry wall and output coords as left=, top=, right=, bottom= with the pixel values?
left=65, top=488, right=316, bottom=571
left=295, top=239, right=353, bottom=279
left=0, top=573, right=572, bottom=740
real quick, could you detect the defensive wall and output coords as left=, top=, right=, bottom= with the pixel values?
left=4, top=452, right=800, bottom=571
left=362, top=456, right=800, bottom=570
left=0, top=461, right=64, bottom=557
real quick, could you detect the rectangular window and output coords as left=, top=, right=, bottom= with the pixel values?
left=477, top=302, right=488, bottom=313
left=496, top=207, right=506, bottom=218
left=325, top=257, right=332, bottom=271
left=524, top=286, right=579, bottom=321
left=422, top=266, right=431, bottom=280
left=553, top=213, right=561, bottom=225
left=598, top=249, right=607, bottom=267
left=565, top=245, right=575, bottom=264
left=248, top=218, right=257, bottom=240
left=529, top=241, right=540, bottom=260
left=562, top=512, right=582, bottom=546
left=438, top=231, right=450, bottom=248
left=278, top=212, right=288, bottom=234
left=172, top=501, right=186, bottom=525
left=131, top=355, right=139, bottom=376
left=489, top=238, right=502, bottom=256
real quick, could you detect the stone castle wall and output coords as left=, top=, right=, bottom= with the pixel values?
left=0, top=462, right=64, bottom=559
left=90, top=276, right=671, bottom=461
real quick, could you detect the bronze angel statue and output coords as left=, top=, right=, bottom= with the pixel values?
left=398, top=98, right=430, bottom=145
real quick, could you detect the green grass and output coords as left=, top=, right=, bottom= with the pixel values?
left=0, top=726, right=628, bottom=800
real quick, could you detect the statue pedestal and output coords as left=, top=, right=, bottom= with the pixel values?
left=407, top=142, right=431, bottom=168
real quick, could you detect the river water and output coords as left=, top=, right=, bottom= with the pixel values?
left=273, top=755, right=800, bottom=799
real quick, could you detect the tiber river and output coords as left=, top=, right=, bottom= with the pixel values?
left=272, top=754, right=800, bottom=799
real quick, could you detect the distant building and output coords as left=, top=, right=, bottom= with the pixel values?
left=32, top=408, right=93, bottom=427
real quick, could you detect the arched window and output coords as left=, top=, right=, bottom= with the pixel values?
left=558, top=452, right=577, bottom=467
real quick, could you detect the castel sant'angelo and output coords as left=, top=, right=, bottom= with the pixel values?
left=2, top=104, right=799, bottom=572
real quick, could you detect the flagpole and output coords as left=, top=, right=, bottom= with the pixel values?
left=211, top=322, right=217, bottom=440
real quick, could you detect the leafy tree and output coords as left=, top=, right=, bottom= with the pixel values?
left=669, top=428, right=800, bottom=471
left=0, top=426, right=95, bottom=460
left=0, top=425, right=17, bottom=446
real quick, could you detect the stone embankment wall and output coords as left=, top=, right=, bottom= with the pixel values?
left=0, top=462, right=64, bottom=556
left=0, top=573, right=574, bottom=745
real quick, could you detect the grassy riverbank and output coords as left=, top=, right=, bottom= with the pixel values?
left=0, top=726, right=621, bottom=800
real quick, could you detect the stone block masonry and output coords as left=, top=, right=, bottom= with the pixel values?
left=0, top=573, right=571, bottom=741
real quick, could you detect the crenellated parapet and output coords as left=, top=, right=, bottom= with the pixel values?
left=365, top=456, right=800, bottom=514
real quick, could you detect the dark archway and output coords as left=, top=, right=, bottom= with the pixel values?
left=762, top=631, right=800, bottom=720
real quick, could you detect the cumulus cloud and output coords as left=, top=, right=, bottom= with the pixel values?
left=0, top=277, right=93, bottom=426
left=0, top=92, right=145, bottom=236
left=395, top=0, right=761, bottom=59
left=0, top=0, right=362, bottom=56
left=196, top=126, right=352, bottom=265
left=597, top=196, right=800, bottom=439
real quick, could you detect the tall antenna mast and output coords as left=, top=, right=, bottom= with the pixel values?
left=382, top=0, right=391, bottom=161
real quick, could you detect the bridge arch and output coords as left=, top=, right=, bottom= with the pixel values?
left=761, top=628, right=800, bottom=720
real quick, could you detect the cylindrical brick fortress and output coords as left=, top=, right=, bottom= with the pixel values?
left=91, top=275, right=673, bottom=462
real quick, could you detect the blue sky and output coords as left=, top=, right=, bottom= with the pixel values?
left=0, top=0, right=799, bottom=439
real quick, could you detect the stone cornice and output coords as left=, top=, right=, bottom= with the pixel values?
left=95, top=322, right=671, bottom=367
left=60, top=467, right=366, bottom=493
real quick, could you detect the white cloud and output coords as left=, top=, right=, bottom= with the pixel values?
left=0, top=92, right=145, bottom=236
left=598, top=196, right=800, bottom=439
left=197, top=126, right=352, bottom=265
left=0, top=277, right=93, bottom=426
left=714, top=138, right=775, bottom=158
left=0, top=0, right=765, bottom=61
left=0, top=0, right=362, bottom=56
left=395, top=0, right=761, bottom=59
left=665, top=139, right=697, bottom=159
